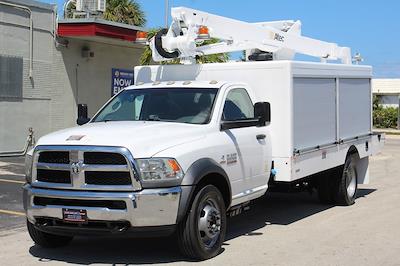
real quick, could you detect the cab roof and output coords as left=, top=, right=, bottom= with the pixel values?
left=125, top=80, right=226, bottom=90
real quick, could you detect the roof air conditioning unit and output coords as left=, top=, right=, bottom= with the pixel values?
left=76, top=0, right=106, bottom=13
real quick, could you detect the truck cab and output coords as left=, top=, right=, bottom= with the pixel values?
left=91, top=81, right=271, bottom=204
left=24, top=81, right=271, bottom=259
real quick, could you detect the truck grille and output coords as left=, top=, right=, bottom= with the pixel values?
left=84, top=152, right=126, bottom=165
left=32, top=146, right=141, bottom=191
left=85, top=171, right=131, bottom=185
left=33, top=197, right=127, bottom=210
left=36, top=169, right=71, bottom=183
left=38, top=151, right=69, bottom=164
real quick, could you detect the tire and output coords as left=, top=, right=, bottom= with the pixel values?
left=334, top=154, right=358, bottom=206
left=27, top=220, right=73, bottom=248
left=317, top=172, right=335, bottom=204
left=177, top=185, right=226, bottom=260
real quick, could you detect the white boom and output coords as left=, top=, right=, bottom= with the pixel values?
left=150, top=7, right=352, bottom=64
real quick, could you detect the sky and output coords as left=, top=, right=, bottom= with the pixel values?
left=44, top=0, right=400, bottom=78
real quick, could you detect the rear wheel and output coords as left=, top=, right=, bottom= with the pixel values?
left=27, top=220, right=73, bottom=248
left=317, top=154, right=358, bottom=206
left=177, top=185, right=226, bottom=260
left=334, top=154, right=358, bottom=205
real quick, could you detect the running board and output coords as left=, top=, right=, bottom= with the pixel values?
left=228, top=201, right=250, bottom=217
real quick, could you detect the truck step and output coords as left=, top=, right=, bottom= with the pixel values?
left=228, top=201, right=250, bottom=217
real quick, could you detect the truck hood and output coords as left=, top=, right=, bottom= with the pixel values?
left=36, top=121, right=207, bottom=158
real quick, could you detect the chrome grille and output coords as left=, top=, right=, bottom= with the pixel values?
left=32, top=146, right=141, bottom=191
left=33, top=197, right=127, bottom=210
left=84, top=152, right=126, bottom=165
left=36, top=169, right=71, bottom=184
left=85, top=171, right=131, bottom=185
left=38, top=151, right=69, bottom=164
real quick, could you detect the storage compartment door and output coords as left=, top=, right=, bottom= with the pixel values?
left=293, top=78, right=336, bottom=151
left=339, top=79, right=371, bottom=139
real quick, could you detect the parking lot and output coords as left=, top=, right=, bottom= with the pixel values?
left=0, top=136, right=399, bottom=265
left=0, top=156, right=25, bottom=231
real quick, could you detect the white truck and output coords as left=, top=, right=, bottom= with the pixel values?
left=24, top=7, right=384, bottom=260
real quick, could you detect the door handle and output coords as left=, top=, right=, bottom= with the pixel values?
left=256, top=134, right=266, bottom=140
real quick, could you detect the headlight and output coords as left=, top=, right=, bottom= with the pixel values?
left=136, top=158, right=184, bottom=182
left=25, top=153, right=33, bottom=183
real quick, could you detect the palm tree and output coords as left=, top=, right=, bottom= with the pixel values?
left=64, top=1, right=76, bottom=19
left=140, top=28, right=229, bottom=65
left=65, top=0, right=146, bottom=27
left=104, top=0, right=146, bottom=26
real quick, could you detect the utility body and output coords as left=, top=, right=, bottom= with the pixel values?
left=23, top=7, right=383, bottom=260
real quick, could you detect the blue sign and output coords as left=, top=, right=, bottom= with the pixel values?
left=111, top=68, right=134, bottom=96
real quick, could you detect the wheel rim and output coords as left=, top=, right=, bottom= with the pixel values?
left=198, top=198, right=221, bottom=248
left=345, top=163, right=357, bottom=198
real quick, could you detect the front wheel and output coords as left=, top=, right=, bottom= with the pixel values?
left=177, top=185, right=226, bottom=260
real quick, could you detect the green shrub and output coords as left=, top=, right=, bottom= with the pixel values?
left=373, top=105, right=399, bottom=129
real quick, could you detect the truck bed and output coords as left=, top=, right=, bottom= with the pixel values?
left=135, top=61, right=382, bottom=183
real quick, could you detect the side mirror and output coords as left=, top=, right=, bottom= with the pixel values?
left=77, top=104, right=90, bottom=125
left=254, top=102, right=271, bottom=126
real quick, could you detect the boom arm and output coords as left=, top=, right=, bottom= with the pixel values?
left=150, top=7, right=352, bottom=64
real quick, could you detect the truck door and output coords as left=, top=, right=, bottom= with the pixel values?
left=219, top=87, right=269, bottom=199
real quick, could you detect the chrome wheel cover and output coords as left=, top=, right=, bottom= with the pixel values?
left=198, top=198, right=221, bottom=248
left=345, top=163, right=357, bottom=198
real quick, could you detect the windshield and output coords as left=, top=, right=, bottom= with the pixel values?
left=93, top=88, right=218, bottom=124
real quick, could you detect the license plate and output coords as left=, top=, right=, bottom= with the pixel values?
left=62, top=208, right=88, bottom=223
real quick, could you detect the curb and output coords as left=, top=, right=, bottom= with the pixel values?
left=373, top=129, right=400, bottom=135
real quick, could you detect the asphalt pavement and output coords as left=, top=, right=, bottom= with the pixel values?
left=0, top=136, right=399, bottom=265
left=0, top=156, right=25, bottom=231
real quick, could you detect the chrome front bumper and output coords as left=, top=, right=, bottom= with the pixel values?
left=23, top=184, right=181, bottom=227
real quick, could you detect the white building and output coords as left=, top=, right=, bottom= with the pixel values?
left=372, top=79, right=400, bottom=108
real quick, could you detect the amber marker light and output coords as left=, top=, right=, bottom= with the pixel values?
left=197, top=25, right=210, bottom=40
left=135, top=31, right=148, bottom=44
left=168, top=159, right=181, bottom=172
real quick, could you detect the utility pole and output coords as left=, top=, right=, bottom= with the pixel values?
left=165, top=0, right=169, bottom=28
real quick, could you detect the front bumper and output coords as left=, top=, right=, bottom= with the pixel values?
left=23, top=184, right=181, bottom=229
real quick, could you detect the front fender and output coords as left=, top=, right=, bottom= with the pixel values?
left=177, top=158, right=232, bottom=223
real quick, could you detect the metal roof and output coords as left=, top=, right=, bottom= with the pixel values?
left=0, top=0, right=55, bottom=10
left=57, top=18, right=147, bottom=45
left=58, top=18, right=147, bottom=32
left=372, top=79, right=400, bottom=95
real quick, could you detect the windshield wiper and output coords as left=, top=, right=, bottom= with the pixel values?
left=146, top=115, right=161, bottom=121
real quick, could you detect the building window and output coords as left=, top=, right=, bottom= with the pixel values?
left=0, top=55, right=23, bottom=99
